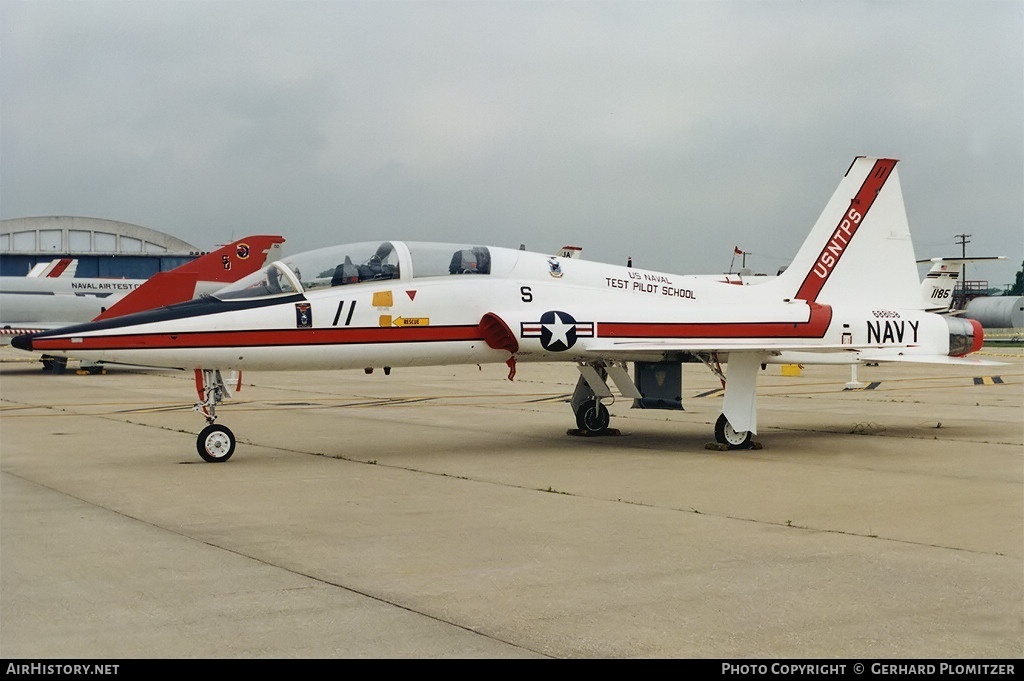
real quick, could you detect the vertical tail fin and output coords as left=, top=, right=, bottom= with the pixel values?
left=92, top=235, right=285, bottom=320
left=26, top=258, right=78, bottom=278
left=774, top=157, right=920, bottom=308
left=917, top=256, right=1007, bottom=313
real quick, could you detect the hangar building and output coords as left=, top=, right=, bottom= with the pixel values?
left=1, top=216, right=201, bottom=278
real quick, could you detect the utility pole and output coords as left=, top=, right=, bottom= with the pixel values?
left=955, top=233, right=971, bottom=289
left=953, top=233, right=973, bottom=308
left=955, top=233, right=971, bottom=257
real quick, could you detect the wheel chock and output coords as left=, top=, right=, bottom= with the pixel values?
left=566, top=428, right=622, bottom=437
left=704, top=441, right=763, bottom=451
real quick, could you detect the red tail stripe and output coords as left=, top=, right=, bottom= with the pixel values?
left=795, top=158, right=897, bottom=303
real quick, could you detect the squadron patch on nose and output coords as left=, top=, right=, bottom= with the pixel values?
left=521, top=311, right=594, bottom=352
left=295, top=302, right=312, bottom=328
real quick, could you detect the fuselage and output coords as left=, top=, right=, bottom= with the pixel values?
left=12, top=240, right=975, bottom=370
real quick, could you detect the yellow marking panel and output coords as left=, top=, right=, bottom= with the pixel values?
left=393, top=317, right=430, bottom=327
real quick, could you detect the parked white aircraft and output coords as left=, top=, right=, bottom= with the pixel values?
left=916, top=256, right=1007, bottom=313
left=12, top=158, right=996, bottom=462
left=0, top=235, right=284, bottom=345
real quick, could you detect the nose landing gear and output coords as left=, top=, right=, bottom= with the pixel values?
left=194, top=369, right=237, bottom=462
left=197, top=423, right=236, bottom=462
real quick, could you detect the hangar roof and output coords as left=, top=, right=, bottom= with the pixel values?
left=1, top=216, right=200, bottom=255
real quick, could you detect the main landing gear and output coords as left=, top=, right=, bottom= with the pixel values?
left=575, top=398, right=611, bottom=434
left=714, top=413, right=753, bottom=450
left=194, top=369, right=236, bottom=462
left=701, top=352, right=758, bottom=450
left=569, top=362, right=632, bottom=436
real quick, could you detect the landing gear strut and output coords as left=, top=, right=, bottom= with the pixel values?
left=193, top=369, right=236, bottom=462
left=569, top=362, right=620, bottom=435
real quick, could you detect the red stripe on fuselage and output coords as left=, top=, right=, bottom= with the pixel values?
left=30, top=325, right=485, bottom=352
left=31, top=307, right=834, bottom=353
left=794, top=158, right=897, bottom=303
left=599, top=304, right=832, bottom=339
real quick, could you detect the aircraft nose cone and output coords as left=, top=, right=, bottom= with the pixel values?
left=11, top=334, right=33, bottom=351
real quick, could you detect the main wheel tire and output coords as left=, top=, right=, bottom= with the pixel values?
left=197, top=424, right=236, bottom=462
left=576, top=402, right=610, bottom=434
left=714, top=414, right=753, bottom=450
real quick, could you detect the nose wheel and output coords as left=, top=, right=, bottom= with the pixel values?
left=193, top=369, right=238, bottom=462
left=197, top=423, right=236, bottom=462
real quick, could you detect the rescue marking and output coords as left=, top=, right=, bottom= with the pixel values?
left=392, top=317, right=430, bottom=327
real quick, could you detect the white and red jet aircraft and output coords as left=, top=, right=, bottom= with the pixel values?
left=12, top=157, right=994, bottom=462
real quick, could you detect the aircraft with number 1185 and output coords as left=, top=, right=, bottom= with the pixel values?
left=12, top=157, right=996, bottom=462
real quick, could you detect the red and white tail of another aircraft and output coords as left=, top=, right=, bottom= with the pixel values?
left=26, top=258, right=79, bottom=278
left=12, top=158, right=1000, bottom=462
left=917, top=256, right=1007, bottom=313
left=0, top=235, right=284, bottom=343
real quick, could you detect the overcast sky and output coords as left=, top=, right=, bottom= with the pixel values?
left=2, top=0, right=1021, bottom=288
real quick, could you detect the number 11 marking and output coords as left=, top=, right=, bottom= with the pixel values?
left=332, top=300, right=357, bottom=326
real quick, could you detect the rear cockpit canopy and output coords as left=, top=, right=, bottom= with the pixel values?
left=213, top=241, right=493, bottom=301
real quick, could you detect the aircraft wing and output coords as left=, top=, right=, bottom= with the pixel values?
left=586, top=339, right=859, bottom=354
left=856, top=352, right=1005, bottom=366
left=585, top=340, right=1005, bottom=366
